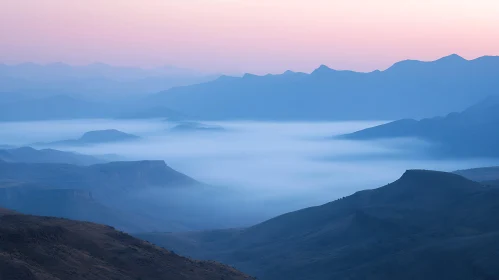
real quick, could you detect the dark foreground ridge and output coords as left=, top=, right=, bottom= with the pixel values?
left=0, top=209, right=253, bottom=280
left=138, top=169, right=499, bottom=280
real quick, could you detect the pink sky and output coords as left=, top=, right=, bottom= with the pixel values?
left=1, top=0, right=498, bottom=74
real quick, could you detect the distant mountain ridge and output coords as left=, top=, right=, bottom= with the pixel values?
left=0, top=62, right=219, bottom=102
left=454, top=166, right=499, bottom=184
left=0, top=160, right=198, bottom=191
left=138, top=169, right=499, bottom=280
left=341, top=96, right=499, bottom=157
left=149, top=54, right=499, bottom=120
left=0, top=146, right=104, bottom=165
left=0, top=186, right=150, bottom=232
left=35, top=129, right=141, bottom=146
left=0, top=159, right=203, bottom=232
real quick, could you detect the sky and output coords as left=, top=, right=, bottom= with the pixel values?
left=1, top=0, right=499, bottom=74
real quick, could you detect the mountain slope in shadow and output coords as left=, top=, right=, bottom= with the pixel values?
left=0, top=209, right=253, bottom=280
left=341, top=96, right=499, bottom=157
left=0, top=160, right=198, bottom=191
left=0, top=146, right=104, bottom=165
left=138, top=170, right=499, bottom=280
left=0, top=186, right=153, bottom=233
left=454, top=166, right=499, bottom=186
left=36, top=129, right=140, bottom=147
left=0, top=160, right=203, bottom=232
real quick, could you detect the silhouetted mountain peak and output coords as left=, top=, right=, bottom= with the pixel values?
left=393, top=169, right=479, bottom=193
left=242, top=73, right=259, bottom=79
left=399, top=169, right=458, bottom=182
left=79, top=129, right=140, bottom=142
left=12, top=146, right=37, bottom=153
left=437, top=53, right=466, bottom=62
left=385, top=59, right=424, bottom=71
left=215, top=75, right=239, bottom=82
left=88, top=160, right=200, bottom=188
left=387, top=54, right=467, bottom=72
left=139, top=169, right=499, bottom=280
left=311, top=64, right=335, bottom=75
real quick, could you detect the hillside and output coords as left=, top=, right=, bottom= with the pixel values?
left=36, top=129, right=141, bottom=147
left=148, top=55, right=499, bottom=120
left=0, top=160, right=211, bottom=232
left=0, top=146, right=104, bottom=165
left=454, top=166, right=499, bottom=186
left=0, top=211, right=253, bottom=280
left=341, top=96, right=499, bottom=157
left=138, top=170, right=499, bottom=280
left=0, top=185, right=159, bottom=233
left=0, top=160, right=198, bottom=191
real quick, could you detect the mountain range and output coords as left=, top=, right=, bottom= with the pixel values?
left=454, top=166, right=499, bottom=186
left=0, top=146, right=104, bottom=165
left=148, top=54, right=499, bottom=121
left=0, top=209, right=252, bottom=280
left=0, top=186, right=151, bottom=232
left=341, top=96, right=499, bottom=157
left=35, top=129, right=141, bottom=147
left=0, top=159, right=204, bottom=232
left=0, top=62, right=219, bottom=101
left=138, top=169, right=499, bottom=280
left=0, top=159, right=198, bottom=192
left=3, top=55, right=499, bottom=122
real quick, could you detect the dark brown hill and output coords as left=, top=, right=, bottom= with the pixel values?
left=0, top=211, right=253, bottom=280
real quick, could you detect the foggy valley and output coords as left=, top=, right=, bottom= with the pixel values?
left=2, top=1, right=499, bottom=279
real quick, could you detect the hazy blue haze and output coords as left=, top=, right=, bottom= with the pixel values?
left=0, top=63, right=219, bottom=101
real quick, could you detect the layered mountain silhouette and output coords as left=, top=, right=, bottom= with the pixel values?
left=36, top=129, right=140, bottom=147
left=0, top=209, right=253, bottom=280
left=148, top=55, right=499, bottom=120
left=0, top=146, right=104, bottom=165
left=0, top=160, right=203, bottom=232
left=138, top=169, right=499, bottom=280
left=454, top=166, right=499, bottom=185
left=0, top=160, right=198, bottom=191
left=0, top=186, right=151, bottom=232
left=341, top=96, right=499, bottom=157
left=0, top=62, right=218, bottom=101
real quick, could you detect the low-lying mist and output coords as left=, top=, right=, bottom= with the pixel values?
left=2, top=119, right=499, bottom=230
